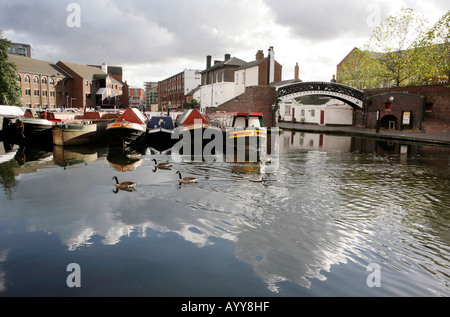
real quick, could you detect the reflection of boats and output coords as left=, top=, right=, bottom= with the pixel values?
left=52, top=119, right=111, bottom=146
left=107, top=144, right=146, bottom=172
left=106, top=108, right=148, bottom=147
left=53, top=145, right=108, bottom=167
left=146, top=115, right=177, bottom=152
left=19, top=109, right=62, bottom=143
left=226, top=112, right=267, bottom=155
left=13, top=144, right=54, bottom=173
left=0, top=141, right=19, bottom=164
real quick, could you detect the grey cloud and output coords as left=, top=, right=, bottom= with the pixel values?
left=262, top=0, right=394, bottom=40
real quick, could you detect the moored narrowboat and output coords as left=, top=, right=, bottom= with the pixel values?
left=226, top=112, right=267, bottom=154
left=19, top=109, right=62, bottom=144
left=106, top=108, right=148, bottom=147
left=146, top=115, right=177, bottom=152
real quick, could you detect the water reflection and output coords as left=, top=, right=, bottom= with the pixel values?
left=0, top=131, right=449, bottom=296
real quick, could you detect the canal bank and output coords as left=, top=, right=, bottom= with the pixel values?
left=279, top=118, right=450, bottom=147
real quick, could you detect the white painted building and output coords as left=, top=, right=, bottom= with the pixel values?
left=280, top=98, right=353, bottom=125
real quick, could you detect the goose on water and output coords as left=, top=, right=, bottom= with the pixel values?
left=112, top=176, right=136, bottom=191
left=152, top=159, right=172, bottom=169
left=176, top=171, right=198, bottom=184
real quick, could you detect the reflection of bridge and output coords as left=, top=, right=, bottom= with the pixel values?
left=277, top=81, right=364, bottom=109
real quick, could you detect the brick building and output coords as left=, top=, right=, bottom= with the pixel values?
left=360, top=85, right=449, bottom=130
left=9, top=54, right=72, bottom=109
left=158, top=69, right=201, bottom=111
left=56, top=61, right=125, bottom=109
left=129, top=86, right=145, bottom=109
left=199, top=54, right=247, bottom=110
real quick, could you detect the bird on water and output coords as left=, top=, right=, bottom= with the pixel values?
left=112, top=176, right=136, bottom=192
left=152, top=159, right=172, bottom=169
left=176, top=171, right=198, bottom=184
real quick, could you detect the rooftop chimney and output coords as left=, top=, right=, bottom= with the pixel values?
left=295, top=62, right=300, bottom=81
left=256, top=50, right=264, bottom=60
left=101, top=62, right=107, bottom=73
left=206, top=55, right=212, bottom=69
left=224, top=53, right=231, bottom=60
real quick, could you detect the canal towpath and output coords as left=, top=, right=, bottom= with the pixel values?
left=279, top=117, right=450, bottom=146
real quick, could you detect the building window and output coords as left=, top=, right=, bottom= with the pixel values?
left=385, top=101, right=392, bottom=110
left=50, top=78, right=55, bottom=85
left=25, top=89, right=31, bottom=96
left=42, top=90, right=48, bottom=97
left=34, top=90, right=40, bottom=96
left=85, top=80, right=89, bottom=86
left=25, top=75, right=30, bottom=82
left=42, top=77, right=47, bottom=84
left=236, top=74, right=239, bottom=85
left=17, top=74, right=21, bottom=82
left=301, top=109, right=305, bottom=117
left=33, top=76, right=39, bottom=83
left=284, top=105, right=291, bottom=115
left=221, top=73, right=225, bottom=82
left=425, top=103, right=433, bottom=112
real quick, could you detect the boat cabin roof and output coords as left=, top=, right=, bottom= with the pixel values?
left=117, top=107, right=148, bottom=124
left=148, top=116, right=174, bottom=129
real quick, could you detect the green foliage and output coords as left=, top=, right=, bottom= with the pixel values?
left=0, top=30, right=22, bottom=106
left=339, top=8, right=450, bottom=89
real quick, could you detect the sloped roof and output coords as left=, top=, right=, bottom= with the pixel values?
left=236, top=57, right=267, bottom=71
left=58, top=61, right=108, bottom=80
left=8, top=54, right=72, bottom=78
left=200, top=57, right=247, bottom=73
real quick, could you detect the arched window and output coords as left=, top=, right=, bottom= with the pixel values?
left=42, top=77, right=47, bottom=84
left=33, top=76, right=39, bottom=83
left=50, top=78, right=55, bottom=85
left=25, top=75, right=30, bottom=82
left=17, top=74, right=21, bottom=82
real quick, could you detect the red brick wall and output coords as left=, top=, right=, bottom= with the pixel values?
left=362, top=91, right=425, bottom=130
left=215, top=86, right=278, bottom=127
left=364, top=84, right=449, bottom=122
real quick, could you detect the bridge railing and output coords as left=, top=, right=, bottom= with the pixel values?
left=277, top=81, right=364, bottom=101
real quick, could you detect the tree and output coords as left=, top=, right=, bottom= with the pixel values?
left=0, top=30, right=22, bottom=106
left=364, top=7, right=429, bottom=87
left=420, top=11, right=450, bottom=82
left=337, top=48, right=388, bottom=89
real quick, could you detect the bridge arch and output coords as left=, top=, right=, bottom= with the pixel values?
left=277, top=81, right=364, bottom=109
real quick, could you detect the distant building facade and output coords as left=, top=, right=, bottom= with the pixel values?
left=129, top=86, right=145, bottom=109
left=7, top=43, right=32, bottom=58
left=9, top=54, right=72, bottom=109
left=158, top=69, right=201, bottom=110
left=199, top=54, right=247, bottom=112
left=145, top=82, right=158, bottom=111
left=56, top=61, right=125, bottom=109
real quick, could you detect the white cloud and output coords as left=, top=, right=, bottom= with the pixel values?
left=1, top=0, right=448, bottom=87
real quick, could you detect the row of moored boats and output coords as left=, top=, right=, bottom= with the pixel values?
left=0, top=106, right=268, bottom=155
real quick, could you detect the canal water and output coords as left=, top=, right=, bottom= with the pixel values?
left=0, top=130, right=449, bottom=297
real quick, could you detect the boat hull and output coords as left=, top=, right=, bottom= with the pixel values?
left=106, top=121, right=147, bottom=147
left=146, top=128, right=177, bottom=152
left=22, top=118, right=55, bottom=144
left=52, top=121, right=109, bottom=146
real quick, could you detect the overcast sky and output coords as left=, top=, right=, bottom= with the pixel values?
left=1, top=0, right=448, bottom=88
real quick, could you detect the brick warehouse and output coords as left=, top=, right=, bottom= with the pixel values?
left=360, top=84, right=450, bottom=130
